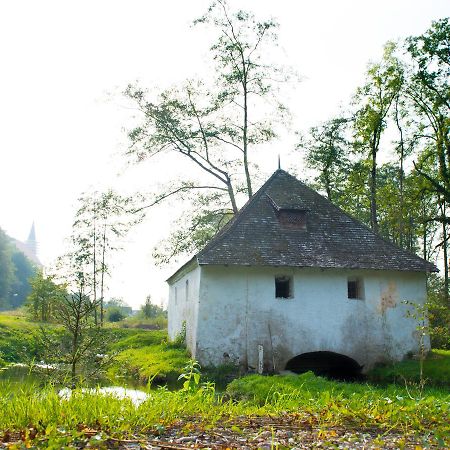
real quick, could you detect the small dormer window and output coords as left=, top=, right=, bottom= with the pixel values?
left=278, top=209, right=307, bottom=230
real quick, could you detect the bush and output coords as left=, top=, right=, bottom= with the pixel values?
left=107, top=307, right=126, bottom=323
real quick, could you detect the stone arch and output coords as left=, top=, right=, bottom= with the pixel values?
left=285, top=351, right=363, bottom=381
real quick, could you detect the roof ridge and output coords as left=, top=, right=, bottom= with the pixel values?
left=167, top=169, right=437, bottom=282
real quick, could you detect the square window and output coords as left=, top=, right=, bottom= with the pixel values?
left=275, top=275, right=293, bottom=298
left=348, top=277, right=363, bottom=300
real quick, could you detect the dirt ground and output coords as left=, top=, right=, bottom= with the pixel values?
left=1, top=415, right=448, bottom=449
left=130, top=416, right=447, bottom=449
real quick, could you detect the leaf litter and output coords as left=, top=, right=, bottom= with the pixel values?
left=1, top=414, right=448, bottom=449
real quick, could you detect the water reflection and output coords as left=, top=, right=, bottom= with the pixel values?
left=59, top=386, right=149, bottom=406
left=1, top=363, right=147, bottom=388
left=1, top=364, right=150, bottom=406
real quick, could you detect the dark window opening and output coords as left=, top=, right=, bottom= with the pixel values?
left=285, top=351, right=364, bottom=381
left=275, top=276, right=292, bottom=298
left=348, top=277, right=363, bottom=300
left=278, top=209, right=307, bottom=230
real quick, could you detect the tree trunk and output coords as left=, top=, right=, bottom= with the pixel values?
left=243, top=82, right=252, bottom=198
left=93, top=218, right=98, bottom=326
left=440, top=199, right=449, bottom=304
left=370, top=140, right=378, bottom=233
left=395, top=97, right=405, bottom=247
left=443, top=221, right=449, bottom=305
left=100, top=224, right=107, bottom=326
left=227, top=178, right=239, bottom=214
left=324, top=167, right=332, bottom=201
left=423, top=202, right=427, bottom=260
left=71, top=311, right=80, bottom=388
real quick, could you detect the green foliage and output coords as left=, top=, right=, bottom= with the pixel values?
left=0, top=228, right=14, bottom=310
left=427, top=274, right=450, bottom=349
left=174, top=321, right=186, bottom=347
left=109, top=343, right=190, bottom=384
left=300, top=116, right=351, bottom=202
left=0, top=314, right=449, bottom=445
left=140, top=295, right=166, bottom=319
left=46, top=287, right=110, bottom=387
left=117, top=314, right=168, bottom=330
left=108, top=329, right=167, bottom=351
left=125, top=1, right=293, bottom=264
left=106, top=306, right=125, bottom=323
left=0, top=312, right=61, bottom=364
left=368, top=350, right=450, bottom=386
left=178, top=359, right=202, bottom=391
left=25, top=271, right=66, bottom=322
left=1, top=369, right=448, bottom=445
left=227, top=372, right=449, bottom=433
left=8, top=250, right=36, bottom=308
left=406, top=18, right=450, bottom=205
left=108, top=328, right=189, bottom=384
left=0, top=227, right=37, bottom=310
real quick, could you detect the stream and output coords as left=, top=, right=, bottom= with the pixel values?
left=0, top=364, right=151, bottom=406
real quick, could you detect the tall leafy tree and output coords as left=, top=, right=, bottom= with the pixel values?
left=0, top=228, right=14, bottom=309
left=26, top=271, right=65, bottom=322
left=71, top=190, right=142, bottom=325
left=405, top=18, right=450, bottom=217
left=194, top=0, right=291, bottom=197
left=352, top=43, right=404, bottom=232
left=125, top=1, right=292, bottom=263
left=45, top=273, right=108, bottom=387
left=125, top=83, right=241, bottom=214
left=9, top=250, right=36, bottom=308
left=300, top=116, right=350, bottom=202
left=0, top=227, right=37, bottom=310
left=301, top=19, right=448, bottom=310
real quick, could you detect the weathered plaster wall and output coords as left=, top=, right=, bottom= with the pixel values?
left=167, top=264, right=201, bottom=357
left=195, top=266, right=428, bottom=371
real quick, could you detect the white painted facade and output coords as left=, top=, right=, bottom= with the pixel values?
left=168, top=264, right=428, bottom=372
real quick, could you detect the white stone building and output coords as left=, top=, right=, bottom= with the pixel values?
left=167, top=170, right=437, bottom=375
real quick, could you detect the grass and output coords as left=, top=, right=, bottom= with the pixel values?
left=107, top=328, right=190, bottom=384
left=0, top=311, right=189, bottom=385
left=368, top=349, right=450, bottom=386
left=226, top=372, right=450, bottom=435
left=0, top=312, right=51, bottom=366
left=0, top=311, right=449, bottom=446
left=114, top=314, right=168, bottom=330
left=0, top=371, right=448, bottom=447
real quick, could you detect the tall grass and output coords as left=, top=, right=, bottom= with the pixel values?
left=227, top=372, right=450, bottom=434
left=0, top=372, right=448, bottom=440
left=1, top=312, right=448, bottom=445
left=107, top=329, right=189, bottom=384
left=368, top=349, right=450, bottom=386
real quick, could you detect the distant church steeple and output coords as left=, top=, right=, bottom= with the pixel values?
left=26, top=221, right=37, bottom=258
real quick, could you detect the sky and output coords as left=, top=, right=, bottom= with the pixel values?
left=0, top=0, right=448, bottom=308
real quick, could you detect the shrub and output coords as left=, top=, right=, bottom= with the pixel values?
left=106, top=307, right=126, bottom=323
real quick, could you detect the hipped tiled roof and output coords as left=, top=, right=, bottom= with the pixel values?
left=194, top=170, right=437, bottom=273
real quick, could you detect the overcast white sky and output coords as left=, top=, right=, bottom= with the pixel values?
left=1, top=1, right=448, bottom=308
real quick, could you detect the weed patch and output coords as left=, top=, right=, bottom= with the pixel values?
left=227, top=372, right=450, bottom=434
left=368, top=350, right=450, bottom=386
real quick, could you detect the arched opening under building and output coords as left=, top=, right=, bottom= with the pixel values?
left=285, top=351, right=364, bottom=381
